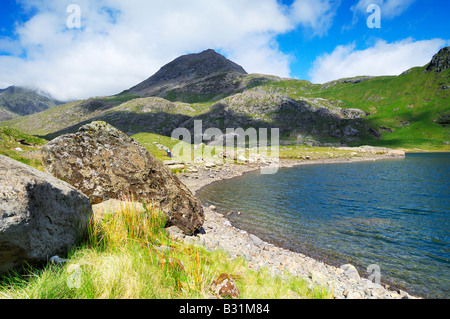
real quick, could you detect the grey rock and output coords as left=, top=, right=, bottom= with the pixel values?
left=166, top=225, right=186, bottom=240
left=340, top=264, right=361, bottom=282
left=248, top=234, right=265, bottom=248
left=50, top=255, right=69, bottom=264
left=0, top=154, right=92, bottom=274
left=129, top=49, right=247, bottom=101
left=426, top=46, right=449, bottom=73
left=42, top=121, right=204, bottom=235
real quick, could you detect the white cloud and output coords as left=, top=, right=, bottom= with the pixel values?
left=289, top=0, right=340, bottom=36
left=309, top=38, right=449, bottom=84
left=0, top=0, right=293, bottom=101
left=351, top=0, right=416, bottom=20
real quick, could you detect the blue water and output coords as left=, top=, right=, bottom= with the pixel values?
left=197, top=153, right=450, bottom=298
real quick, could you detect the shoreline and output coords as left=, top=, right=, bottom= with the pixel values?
left=177, top=153, right=422, bottom=299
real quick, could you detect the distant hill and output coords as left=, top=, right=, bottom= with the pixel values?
left=1, top=47, right=449, bottom=149
left=127, top=49, right=254, bottom=103
left=0, top=86, right=62, bottom=121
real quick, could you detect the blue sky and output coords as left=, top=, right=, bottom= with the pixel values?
left=276, top=0, right=449, bottom=80
left=0, top=0, right=448, bottom=100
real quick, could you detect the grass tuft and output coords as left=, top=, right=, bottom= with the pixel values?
left=0, top=200, right=333, bottom=299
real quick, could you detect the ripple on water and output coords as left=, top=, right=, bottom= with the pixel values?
left=197, top=153, right=450, bottom=298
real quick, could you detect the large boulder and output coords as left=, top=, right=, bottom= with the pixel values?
left=0, top=155, right=92, bottom=274
left=41, top=121, right=204, bottom=235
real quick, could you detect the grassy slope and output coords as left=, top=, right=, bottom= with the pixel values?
left=0, top=201, right=331, bottom=299
left=1, top=67, right=448, bottom=150
left=256, top=67, right=449, bottom=150
left=0, top=127, right=47, bottom=170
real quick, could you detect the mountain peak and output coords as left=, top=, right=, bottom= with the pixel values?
left=0, top=85, right=61, bottom=120
left=129, top=49, right=247, bottom=99
left=426, top=46, right=449, bottom=73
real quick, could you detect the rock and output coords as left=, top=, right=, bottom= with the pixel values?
left=249, top=245, right=261, bottom=257
left=50, top=255, right=69, bottom=264
left=237, top=154, right=247, bottom=163
left=169, top=164, right=185, bottom=170
left=337, top=145, right=405, bottom=157
left=221, top=150, right=237, bottom=161
left=14, top=147, right=23, bottom=152
left=248, top=234, right=265, bottom=249
left=426, top=46, right=449, bottom=73
left=343, top=125, right=360, bottom=137
left=340, top=264, right=361, bottom=282
left=41, top=121, right=204, bottom=235
left=42, top=122, right=204, bottom=234
left=387, top=149, right=405, bottom=156
left=212, top=273, right=241, bottom=299
left=0, top=154, right=92, bottom=274
left=346, top=290, right=364, bottom=299
left=166, top=226, right=186, bottom=240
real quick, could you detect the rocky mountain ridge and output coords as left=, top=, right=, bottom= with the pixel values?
left=128, top=49, right=250, bottom=103
left=1, top=46, right=449, bottom=148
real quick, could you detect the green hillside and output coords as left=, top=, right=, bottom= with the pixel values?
left=253, top=65, right=449, bottom=149
left=0, top=127, right=47, bottom=170
left=0, top=48, right=448, bottom=150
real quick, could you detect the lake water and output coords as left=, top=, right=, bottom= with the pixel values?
left=197, top=153, right=450, bottom=298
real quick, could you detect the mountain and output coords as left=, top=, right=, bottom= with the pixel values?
left=1, top=47, right=449, bottom=149
left=0, top=86, right=62, bottom=121
left=425, top=46, right=450, bottom=73
left=127, top=49, right=251, bottom=103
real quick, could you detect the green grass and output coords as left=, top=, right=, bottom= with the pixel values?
left=0, top=200, right=332, bottom=299
left=256, top=66, right=450, bottom=150
left=132, top=131, right=399, bottom=169
left=0, top=127, right=47, bottom=170
left=1, top=64, right=448, bottom=150
left=278, top=145, right=361, bottom=160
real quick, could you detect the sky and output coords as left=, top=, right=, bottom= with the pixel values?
left=0, top=0, right=448, bottom=101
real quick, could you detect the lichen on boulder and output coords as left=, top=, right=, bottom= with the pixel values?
left=0, top=154, right=92, bottom=274
left=42, top=121, right=204, bottom=235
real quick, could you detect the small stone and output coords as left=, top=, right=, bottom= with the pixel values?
left=340, top=264, right=360, bottom=282
left=212, top=273, right=240, bottom=299
left=248, top=234, right=265, bottom=248
left=50, top=256, right=68, bottom=264
left=166, top=226, right=186, bottom=240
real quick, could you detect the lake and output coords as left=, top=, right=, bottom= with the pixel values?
left=196, top=153, right=450, bottom=298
